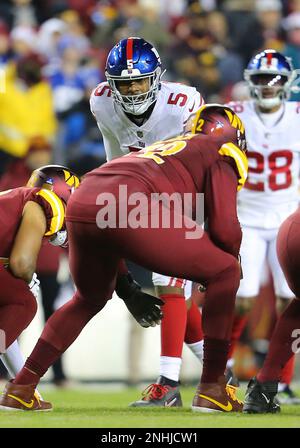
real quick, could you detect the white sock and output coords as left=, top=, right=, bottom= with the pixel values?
left=226, top=358, right=235, bottom=369
left=1, top=340, right=24, bottom=378
left=186, top=340, right=203, bottom=363
left=160, top=356, right=182, bottom=382
left=278, top=382, right=287, bottom=392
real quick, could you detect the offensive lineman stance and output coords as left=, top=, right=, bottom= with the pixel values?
left=0, top=104, right=247, bottom=413
left=0, top=165, right=80, bottom=410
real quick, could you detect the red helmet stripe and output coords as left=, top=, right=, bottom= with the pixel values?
left=126, top=37, right=134, bottom=73
left=266, top=52, right=273, bottom=66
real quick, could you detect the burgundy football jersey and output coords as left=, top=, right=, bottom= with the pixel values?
left=67, top=134, right=247, bottom=257
left=0, top=187, right=65, bottom=258
left=86, top=133, right=246, bottom=193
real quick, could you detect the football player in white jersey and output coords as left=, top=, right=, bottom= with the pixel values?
left=90, top=37, right=205, bottom=406
left=227, top=49, right=300, bottom=403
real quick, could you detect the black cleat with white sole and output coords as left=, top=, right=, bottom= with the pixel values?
left=243, top=377, right=280, bottom=414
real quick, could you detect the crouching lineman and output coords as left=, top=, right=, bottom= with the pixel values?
left=0, top=162, right=163, bottom=411
left=0, top=165, right=81, bottom=410
left=0, top=104, right=248, bottom=413
left=243, top=207, right=300, bottom=413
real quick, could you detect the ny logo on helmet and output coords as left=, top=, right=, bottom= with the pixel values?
left=260, top=56, right=278, bottom=70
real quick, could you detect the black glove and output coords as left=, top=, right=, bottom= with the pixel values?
left=116, top=273, right=164, bottom=328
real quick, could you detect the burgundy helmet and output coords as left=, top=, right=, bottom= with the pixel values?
left=191, top=103, right=247, bottom=152
left=26, top=164, right=80, bottom=204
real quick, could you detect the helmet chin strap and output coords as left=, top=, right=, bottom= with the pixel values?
left=252, top=86, right=284, bottom=110
left=255, top=96, right=282, bottom=110
left=122, top=100, right=151, bottom=116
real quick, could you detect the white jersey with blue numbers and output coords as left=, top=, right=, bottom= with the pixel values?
left=228, top=100, right=300, bottom=229
left=90, top=81, right=204, bottom=161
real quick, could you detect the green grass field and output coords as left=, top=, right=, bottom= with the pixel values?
left=0, top=385, right=300, bottom=428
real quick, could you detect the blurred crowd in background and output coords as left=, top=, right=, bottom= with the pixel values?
left=1, top=0, right=300, bottom=384
left=1, top=0, right=300, bottom=176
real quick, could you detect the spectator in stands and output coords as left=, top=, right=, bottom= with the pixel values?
left=288, top=0, right=300, bottom=14
left=170, top=9, right=243, bottom=101
left=58, top=9, right=90, bottom=55
left=0, top=52, right=56, bottom=175
left=49, top=42, right=102, bottom=166
left=10, top=25, right=37, bottom=58
left=0, top=0, right=43, bottom=30
left=228, top=0, right=284, bottom=65
left=37, top=18, right=67, bottom=77
left=90, top=1, right=120, bottom=50
left=0, top=22, right=13, bottom=67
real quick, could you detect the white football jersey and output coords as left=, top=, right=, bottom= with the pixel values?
left=90, top=80, right=203, bottom=294
left=228, top=100, right=300, bottom=229
left=90, top=81, right=203, bottom=161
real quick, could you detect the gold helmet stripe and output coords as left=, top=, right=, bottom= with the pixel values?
left=63, top=169, right=79, bottom=187
left=224, top=109, right=245, bottom=134
left=36, top=189, right=65, bottom=236
left=219, top=142, right=248, bottom=191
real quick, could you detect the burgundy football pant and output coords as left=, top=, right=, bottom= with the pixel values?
left=14, top=173, right=242, bottom=385
left=277, top=210, right=300, bottom=297
left=39, top=176, right=240, bottom=356
left=0, top=266, right=37, bottom=351
left=257, top=210, right=300, bottom=382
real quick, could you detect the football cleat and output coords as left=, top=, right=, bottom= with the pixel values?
left=243, top=377, right=280, bottom=413
left=0, top=381, right=52, bottom=411
left=129, top=378, right=182, bottom=407
left=192, top=375, right=243, bottom=413
left=276, top=384, right=300, bottom=405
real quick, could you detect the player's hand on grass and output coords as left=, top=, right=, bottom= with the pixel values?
left=116, top=273, right=164, bottom=328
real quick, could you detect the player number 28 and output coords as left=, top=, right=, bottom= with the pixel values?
left=246, top=150, right=293, bottom=191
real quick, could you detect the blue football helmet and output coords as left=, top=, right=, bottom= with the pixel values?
left=244, top=49, right=297, bottom=109
left=105, top=37, right=162, bottom=115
